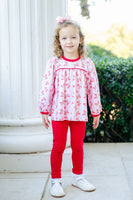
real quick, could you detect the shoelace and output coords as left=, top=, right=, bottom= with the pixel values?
left=76, top=176, right=91, bottom=185
left=51, top=179, right=62, bottom=187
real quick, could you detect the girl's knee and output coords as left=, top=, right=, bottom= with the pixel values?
left=71, top=144, right=83, bottom=152
left=52, top=143, right=66, bottom=153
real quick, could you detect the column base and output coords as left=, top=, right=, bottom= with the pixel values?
left=0, top=120, right=70, bottom=153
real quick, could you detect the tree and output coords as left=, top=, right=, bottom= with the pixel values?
left=78, top=0, right=111, bottom=18
left=80, top=0, right=90, bottom=19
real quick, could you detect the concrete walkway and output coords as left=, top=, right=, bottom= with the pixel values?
left=0, top=143, right=133, bottom=200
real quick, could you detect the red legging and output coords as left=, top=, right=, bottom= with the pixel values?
left=50, top=120, right=86, bottom=178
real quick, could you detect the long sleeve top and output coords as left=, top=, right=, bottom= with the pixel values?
left=38, top=55, right=102, bottom=121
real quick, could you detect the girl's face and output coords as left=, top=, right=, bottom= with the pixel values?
left=59, top=25, right=81, bottom=58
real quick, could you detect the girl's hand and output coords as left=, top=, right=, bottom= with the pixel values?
left=93, top=116, right=100, bottom=129
left=42, top=114, right=50, bottom=129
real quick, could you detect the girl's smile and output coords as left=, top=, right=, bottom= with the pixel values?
left=59, top=26, right=81, bottom=59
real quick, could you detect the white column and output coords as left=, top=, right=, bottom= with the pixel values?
left=0, top=0, right=68, bottom=153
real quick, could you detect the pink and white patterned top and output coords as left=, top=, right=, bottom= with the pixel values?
left=38, top=55, right=102, bottom=121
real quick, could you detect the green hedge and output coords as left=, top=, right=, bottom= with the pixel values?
left=85, top=45, right=133, bottom=142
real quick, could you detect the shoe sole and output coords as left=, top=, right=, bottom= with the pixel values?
left=51, top=193, right=65, bottom=198
left=72, top=184, right=96, bottom=192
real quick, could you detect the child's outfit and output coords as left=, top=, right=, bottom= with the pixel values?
left=38, top=55, right=102, bottom=197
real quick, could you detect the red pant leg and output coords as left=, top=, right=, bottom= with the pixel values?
left=51, top=120, right=69, bottom=178
left=69, top=121, right=86, bottom=175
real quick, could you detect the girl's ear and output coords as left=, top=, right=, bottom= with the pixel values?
left=79, top=41, right=83, bottom=47
left=80, top=37, right=83, bottom=45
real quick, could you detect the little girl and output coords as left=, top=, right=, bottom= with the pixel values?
left=38, top=16, right=102, bottom=198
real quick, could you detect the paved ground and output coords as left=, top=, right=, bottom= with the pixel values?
left=0, top=143, right=133, bottom=200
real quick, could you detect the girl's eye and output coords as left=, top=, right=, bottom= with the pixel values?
left=62, top=37, right=66, bottom=40
left=72, top=37, right=76, bottom=39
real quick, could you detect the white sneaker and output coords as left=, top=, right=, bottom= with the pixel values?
left=72, top=175, right=96, bottom=192
left=50, top=179, right=65, bottom=197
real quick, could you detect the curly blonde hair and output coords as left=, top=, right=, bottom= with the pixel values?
left=53, top=20, right=85, bottom=58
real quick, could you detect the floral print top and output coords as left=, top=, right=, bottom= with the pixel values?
left=38, top=55, right=102, bottom=121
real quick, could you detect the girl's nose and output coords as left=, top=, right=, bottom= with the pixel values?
left=67, top=38, right=71, bottom=43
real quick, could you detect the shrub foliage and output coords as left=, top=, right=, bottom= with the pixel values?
left=85, top=45, right=133, bottom=142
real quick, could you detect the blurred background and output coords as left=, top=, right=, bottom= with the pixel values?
left=68, top=0, right=133, bottom=58
left=67, top=0, right=133, bottom=143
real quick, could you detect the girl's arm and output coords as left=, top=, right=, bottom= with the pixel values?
left=38, top=59, right=55, bottom=117
left=87, top=59, right=102, bottom=126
